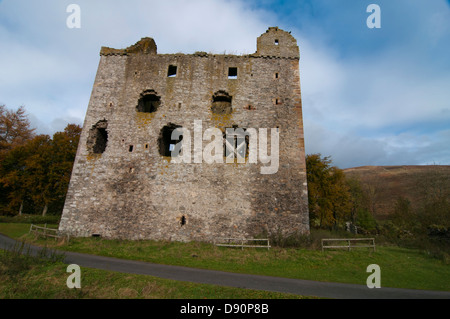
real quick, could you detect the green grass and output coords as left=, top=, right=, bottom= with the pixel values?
left=54, top=238, right=449, bottom=291
left=0, top=250, right=310, bottom=299
left=0, top=214, right=60, bottom=224
left=1, top=223, right=449, bottom=292
left=0, top=223, right=35, bottom=239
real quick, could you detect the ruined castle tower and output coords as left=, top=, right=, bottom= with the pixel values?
left=59, top=27, right=309, bottom=241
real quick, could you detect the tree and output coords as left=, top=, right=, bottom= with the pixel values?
left=0, top=123, right=81, bottom=216
left=0, top=105, right=36, bottom=214
left=306, top=154, right=351, bottom=229
left=0, top=140, right=33, bottom=215
left=326, top=166, right=352, bottom=228
left=391, top=196, right=412, bottom=227
left=21, top=135, right=53, bottom=215
left=47, top=124, right=82, bottom=214
left=0, top=105, right=35, bottom=153
left=346, top=177, right=364, bottom=224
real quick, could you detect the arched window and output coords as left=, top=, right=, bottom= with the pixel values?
left=136, top=90, right=161, bottom=113
left=211, top=90, right=232, bottom=114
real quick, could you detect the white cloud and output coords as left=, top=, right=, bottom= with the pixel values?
left=1, top=0, right=449, bottom=168
left=0, top=0, right=273, bottom=133
left=296, top=13, right=450, bottom=167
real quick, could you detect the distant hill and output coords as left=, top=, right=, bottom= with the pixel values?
left=343, top=165, right=450, bottom=219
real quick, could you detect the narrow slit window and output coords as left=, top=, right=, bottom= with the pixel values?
left=129, top=145, right=134, bottom=152
left=228, top=67, right=238, bottom=79
left=275, top=72, right=279, bottom=79
left=167, top=65, right=177, bottom=77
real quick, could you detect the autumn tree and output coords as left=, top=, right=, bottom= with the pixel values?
left=0, top=121, right=81, bottom=216
left=46, top=124, right=82, bottom=214
left=0, top=105, right=35, bottom=153
left=0, top=105, right=36, bottom=213
left=306, top=154, right=351, bottom=229
left=345, top=177, right=378, bottom=232
left=0, top=139, right=35, bottom=215
left=18, top=135, right=52, bottom=215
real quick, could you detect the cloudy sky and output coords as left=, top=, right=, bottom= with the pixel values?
left=0, top=0, right=449, bottom=168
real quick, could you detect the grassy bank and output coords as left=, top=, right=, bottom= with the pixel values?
left=0, top=249, right=309, bottom=299
left=1, top=223, right=449, bottom=292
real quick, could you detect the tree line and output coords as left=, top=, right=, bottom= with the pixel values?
left=0, top=105, right=81, bottom=216
left=306, top=153, right=449, bottom=252
left=306, top=154, right=377, bottom=232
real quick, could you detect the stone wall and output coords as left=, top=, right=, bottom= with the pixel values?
left=58, top=27, right=309, bottom=241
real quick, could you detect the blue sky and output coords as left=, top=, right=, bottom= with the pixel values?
left=0, top=0, right=449, bottom=168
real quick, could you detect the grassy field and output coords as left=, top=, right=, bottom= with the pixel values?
left=0, top=249, right=309, bottom=299
left=1, top=223, right=449, bottom=293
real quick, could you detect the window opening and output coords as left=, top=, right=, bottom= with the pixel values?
left=87, top=120, right=108, bottom=154
left=224, top=126, right=249, bottom=161
left=158, top=123, right=183, bottom=157
left=274, top=39, right=279, bottom=45
left=180, top=215, right=186, bottom=226
left=167, top=65, right=177, bottom=77
left=129, top=145, right=134, bottom=152
left=228, top=67, right=237, bottom=79
left=137, top=90, right=161, bottom=113
left=211, top=90, right=232, bottom=115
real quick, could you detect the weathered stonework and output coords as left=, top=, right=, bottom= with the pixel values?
left=59, top=27, right=309, bottom=241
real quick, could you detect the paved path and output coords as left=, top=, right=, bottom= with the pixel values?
left=1, top=233, right=449, bottom=299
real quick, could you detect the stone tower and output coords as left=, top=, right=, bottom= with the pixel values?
left=59, top=27, right=309, bottom=241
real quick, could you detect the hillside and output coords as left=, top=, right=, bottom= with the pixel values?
left=343, top=165, right=450, bottom=219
